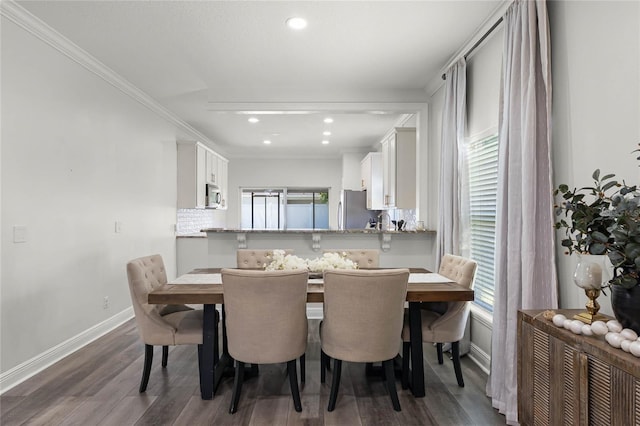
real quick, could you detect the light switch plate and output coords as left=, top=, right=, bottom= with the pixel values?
left=114, top=221, right=122, bottom=233
left=13, top=225, right=27, bottom=243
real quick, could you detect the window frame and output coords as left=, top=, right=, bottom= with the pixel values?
left=240, top=187, right=329, bottom=230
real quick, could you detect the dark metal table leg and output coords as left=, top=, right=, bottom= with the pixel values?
left=200, top=303, right=216, bottom=399
left=409, top=302, right=425, bottom=397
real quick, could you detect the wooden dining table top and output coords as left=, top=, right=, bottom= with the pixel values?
left=148, top=267, right=475, bottom=305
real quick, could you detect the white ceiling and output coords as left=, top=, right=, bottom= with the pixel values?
left=17, top=0, right=503, bottom=159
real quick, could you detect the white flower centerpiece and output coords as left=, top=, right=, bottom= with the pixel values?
left=265, top=249, right=358, bottom=277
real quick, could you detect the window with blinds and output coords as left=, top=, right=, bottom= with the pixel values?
left=467, top=134, right=499, bottom=312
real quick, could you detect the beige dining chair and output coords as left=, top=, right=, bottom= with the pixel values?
left=401, top=254, right=477, bottom=388
left=126, top=254, right=218, bottom=392
left=221, top=268, right=309, bottom=414
left=236, top=249, right=293, bottom=269
left=321, top=269, right=409, bottom=412
left=322, top=249, right=380, bottom=268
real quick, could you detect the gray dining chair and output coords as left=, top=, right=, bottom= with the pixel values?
left=320, top=269, right=409, bottom=412
left=126, top=254, right=218, bottom=392
left=221, top=268, right=309, bottom=414
left=401, top=254, right=477, bottom=388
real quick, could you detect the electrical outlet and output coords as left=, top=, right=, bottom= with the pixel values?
left=103, top=296, right=109, bottom=309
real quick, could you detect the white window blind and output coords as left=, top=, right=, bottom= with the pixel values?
left=467, top=134, right=498, bottom=312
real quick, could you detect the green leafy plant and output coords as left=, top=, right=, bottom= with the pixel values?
left=554, top=147, right=640, bottom=288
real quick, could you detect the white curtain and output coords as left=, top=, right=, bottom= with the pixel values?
left=487, top=1, right=558, bottom=424
left=436, top=58, right=469, bottom=267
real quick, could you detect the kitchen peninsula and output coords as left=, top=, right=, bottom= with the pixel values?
left=176, top=228, right=436, bottom=276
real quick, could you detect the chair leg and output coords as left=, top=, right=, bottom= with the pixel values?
left=383, top=359, right=401, bottom=411
left=451, top=341, right=464, bottom=387
left=401, top=341, right=410, bottom=390
left=162, top=346, right=169, bottom=368
left=437, top=343, right=444, bottom=365
left=139, top=344, right=154, bottom=393
left=288, top=360, right=303, bottom=412
left=229, top=361, right=245, bottom=414
left=327, top=359, right=342, bottom=412
left=299, top=353, right=306, bottom=383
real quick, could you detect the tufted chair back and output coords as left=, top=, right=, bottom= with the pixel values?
left=322, top=249, right=380, bottom=268
left=126, top=254, right=202, bottom=346
left=438, top=254, right=477, bottom=289
left=236, top=249, right=294, bottom=269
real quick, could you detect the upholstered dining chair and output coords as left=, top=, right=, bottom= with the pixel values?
left=235, top=249, right=305, bottom=382
left=320, top=269, right=409, bottom=412
left=236, top=249, right=293, bottom=269
left=322, top=249, right=380, bottom=268
left=126, top=254, right=218, bottom=392
left=401, top=254, right=477, bottom=388
left=221, top=268, right=309, bottom=414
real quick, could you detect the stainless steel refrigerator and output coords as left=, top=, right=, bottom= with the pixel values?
left=337, top=190, right=379, bottom=230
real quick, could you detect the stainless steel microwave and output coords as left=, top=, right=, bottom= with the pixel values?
left=206, top=184, right=221, bottom=209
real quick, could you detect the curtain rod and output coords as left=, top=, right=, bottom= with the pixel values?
left=441, top=16, right=504, bottom=80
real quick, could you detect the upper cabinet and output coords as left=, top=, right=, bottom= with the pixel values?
left=381, top=128, right=416, bottom=209
left=361, top=152, right=385, bottom=210
left=177, top=141, right=228, bottom=209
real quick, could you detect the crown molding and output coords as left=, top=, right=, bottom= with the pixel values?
left=0, top=0, right=217, bottom=149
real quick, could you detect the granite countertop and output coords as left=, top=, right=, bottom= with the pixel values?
left=199, top=228, right=435, bottom=234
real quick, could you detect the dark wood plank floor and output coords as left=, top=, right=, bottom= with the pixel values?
left=1, top=319, right=505, bottom=425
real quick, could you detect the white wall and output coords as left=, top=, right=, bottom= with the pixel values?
left=1, top=18, right=181, bottom=375
left=225, top=158, right=343, bottom=229
left=550, top=0, right=640, bottom=313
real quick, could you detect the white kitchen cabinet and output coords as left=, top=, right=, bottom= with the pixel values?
left=177, top=142, right=228, bottom=209
left=217, top=156, right=229, bottom=209
left=381, top=128, right=416, bottom=209
left=177, top=142, right=207, bottom=208
left=360, top=152, right=385, bottom=210
left=206, top=150, right=219, bottom=186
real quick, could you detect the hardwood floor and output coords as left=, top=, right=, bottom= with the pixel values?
left=1, top=320, right=505, bottom=425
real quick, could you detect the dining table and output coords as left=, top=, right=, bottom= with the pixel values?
left=148, top=267, right=474, bottom=400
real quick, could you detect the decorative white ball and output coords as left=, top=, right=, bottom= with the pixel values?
left=570, top=320, right=583, bottom=334
left=590, top=321, right=608, bottom=336
left=563, top=319, right=573, bottom=329
left=630, top=341, right=640, bottom=357
left=581, top=324, right=593, bottom=336
left=620, top=328, right=638, bottom=341
left=607, top=320, right=623, bottom=333
left=606, top=332, right=623, bottom=348
left=552, top=314, right=566, bottom=327
left=621, top=340, right=632, bottom=353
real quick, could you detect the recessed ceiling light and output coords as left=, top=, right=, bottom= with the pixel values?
left=248, top=117, right=259, bottom=123
left=286, top=17, right=307, bottom=30
left=323, top=131, right=332, bottom=136
left=322, top=140, right=330, bottom=145
left=263, top=140, right=271, bottom=145
left=324, top=117, right=333, bottom=124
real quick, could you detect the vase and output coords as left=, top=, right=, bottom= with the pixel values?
left=573, top=254, right=609, bottom=323
left=611, top=284, right=640, bottom=335
left=573, top=254, right=608, bottom=290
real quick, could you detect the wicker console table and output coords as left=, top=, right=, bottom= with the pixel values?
left=518, top=309, right=640, bottom=425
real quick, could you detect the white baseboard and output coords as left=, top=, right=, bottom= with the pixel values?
left=468, top=342, right=491, bottom=374
left=0, top=308, right=134, bottom=394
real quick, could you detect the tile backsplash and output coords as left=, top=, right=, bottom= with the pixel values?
left=176, top=209, right=225, bottom=235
